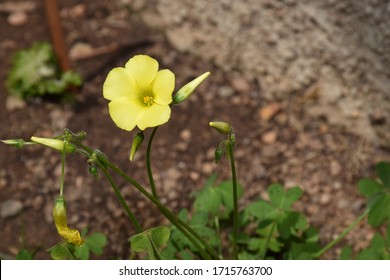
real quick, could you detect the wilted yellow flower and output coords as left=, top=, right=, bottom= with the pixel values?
left=103, top=55, right=175, bottom=131
left=53, top=196, right=83, bottom=246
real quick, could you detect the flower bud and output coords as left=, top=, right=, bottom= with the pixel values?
left=173, top=72, right=210, bottom=104
left=129, top=131, right=144, bottom=161
left=215, top=146, right=224, bottom=164
left=31, top=136, right=76, bottom=153
left=53, top=196, right=83, bottom=246
left=1, top=139, right=27, bottom=148
left=209, top=121, right=233, bottom=135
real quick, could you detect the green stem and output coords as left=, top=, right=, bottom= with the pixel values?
left=95, top=160, right=143, bottom=233
left=313, top=209, right=369, bottom=259
left=59, top=141, right=67, bottom=196
left=227, top=138, right=238, bottom=259
left=146, top=127, right=158, bottom=199
left=259, top=221, right=277, bottom=260
left=105, top=161, right=218, bottom=260
left=71, top=139, right=219, bottom=259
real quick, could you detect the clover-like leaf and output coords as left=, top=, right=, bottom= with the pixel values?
left=376, top=161, right=390, bottom=188
left=49, top=243, right=75, bottom=260
left=149, top=226, right=170, bottom=248
left=216, top=180, right=244, bottom=211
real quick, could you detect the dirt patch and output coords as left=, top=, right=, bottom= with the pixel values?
left=1, top=0, right=390, bottom=259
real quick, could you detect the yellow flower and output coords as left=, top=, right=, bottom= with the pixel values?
left=103, top=55, right=175, bottom=131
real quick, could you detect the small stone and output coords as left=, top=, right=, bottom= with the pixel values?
left=259, top=102, right=282, bottom=122
left=69, top=42, right=94, bottom=60
left=1, top=199, right=23, bottom=218
left=330, top=160, right=342, bottom=176
left=319, top=193, right=331, bottom=205
left=180, top=129, right=192, bottom=142
left=262, top=130, right=278, bottom=144
left=7, top=11, right=28, bottom=26
left=230, top=76, right=251, bottom=92
left=5, top=95, right=26, bottom=111
left=218, top=85, right=234, bottom=98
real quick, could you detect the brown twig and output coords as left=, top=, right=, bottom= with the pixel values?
left=44, top=0, right=71, bottom=72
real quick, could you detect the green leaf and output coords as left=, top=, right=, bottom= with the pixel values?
left=74, top=243, right=90, bottom=260
left=190, top=211, right=209, bottom=226
left=194, top=185, right=222, bottom=215
left=267, top=184, right=303, bottom=210
left=216, top=180, right=244, bottom=211
left=85, top=233, right=107, bottom=255
left=15, top=249, right=34, bottom=260
left=356, top=233, right=386, bottom=260
left=245, top=200, right=277, bottom=222
left=376, top=162, right=390, bottom=188
left=129, top=233, right=149, bottom=253
left=340, top=246, right=352, bottom=260
left=368, top=194, right=390, bottom=227
left=129, top=226, right=170, bottom=253
left=149, top=226, right=170, bottom=248
left=267, top=184, right=284, bottom=207
left=358, top=178, right=384, bottom=197
left=282, top=187, right=304, bottom=210
left=49, top=243, right=75, bottom=260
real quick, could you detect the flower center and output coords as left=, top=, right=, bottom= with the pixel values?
left=143, top=95, right=154, bottom=106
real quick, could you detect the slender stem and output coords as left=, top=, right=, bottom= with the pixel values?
left=95, top=161, right=143, bottom=233
left=71, top=139, right=219, bottom=259
left=146, top=127, right=158, bottom=199
left=227, top=138, right=238, bottom=259
left=105, top=161, right=218, bottom=260
left=259, top=221, right=277, bottom=260
left=313, top=210, right=369, bottom=259
left=59, top=142, right=67, bottom=196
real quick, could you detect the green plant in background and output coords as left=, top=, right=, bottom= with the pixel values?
left=5, top=42, right=82, bottom=100
left=48, top=229, right=107, bottom=260
left=1, top=54, right=390, bottom=260
left=340, top=162, right=390, bottom=260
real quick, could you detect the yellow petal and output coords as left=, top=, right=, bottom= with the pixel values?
left=153, top=69, right=175, bottom=105
left=125, top=55, right=158, bottom=93
left=103, top=67, right=137, bottom=101
left=137, top=104, right=171, bottom=130
left=108, top=97, right=145, bottom=131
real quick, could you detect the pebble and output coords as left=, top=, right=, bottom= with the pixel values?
left=5, top=95, right=26, bottom=111
left=218, top=86, right=235, bottom=98
left=7, top=11, right=28, bottom=26
left=1, top=199, right=23, bottom=218
left=330, top=160, right=342, bottom=176
left=69, top=42, right=94, bottom=60
left=259, top=102, right=282, bottom=122
left=262, top=130, right=278, bottom=144
left=180, top=129, right=192, bottom=142
left=319, top=193, right=331, bottom=205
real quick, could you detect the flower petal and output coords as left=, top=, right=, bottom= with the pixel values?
left=153, top=69, right=175, bottom=105
left=103, top=67, right=137, bottom=101
left=108, top=97, right=144, bottom=131
left=125, top=55, right=158, bottom=93
left=137, top=105, right=171, bottom=130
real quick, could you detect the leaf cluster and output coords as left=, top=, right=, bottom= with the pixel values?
left=6, top=42, right=82, bottom=100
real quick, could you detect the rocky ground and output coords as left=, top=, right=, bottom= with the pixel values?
left=0, top=0, right=389, bottom=259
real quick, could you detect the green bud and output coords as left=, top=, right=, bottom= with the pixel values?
left=215, top=147, right=224, bottom=164
left=1, top=139, right=27, bottom=148
left=129, top=131, right=144, bottom=161
left=31, top=136, right=76, bottom=153
left=209, top=121, right=233, bottom=135
left=89, top=165, right=99, bottom=178
left=173, top=72, right=210, bottom=104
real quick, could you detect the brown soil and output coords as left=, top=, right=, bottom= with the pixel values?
left=1, top=0, right=390, bottom=259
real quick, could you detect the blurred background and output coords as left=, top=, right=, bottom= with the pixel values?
left=0, top=0, right=389, bottom=259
